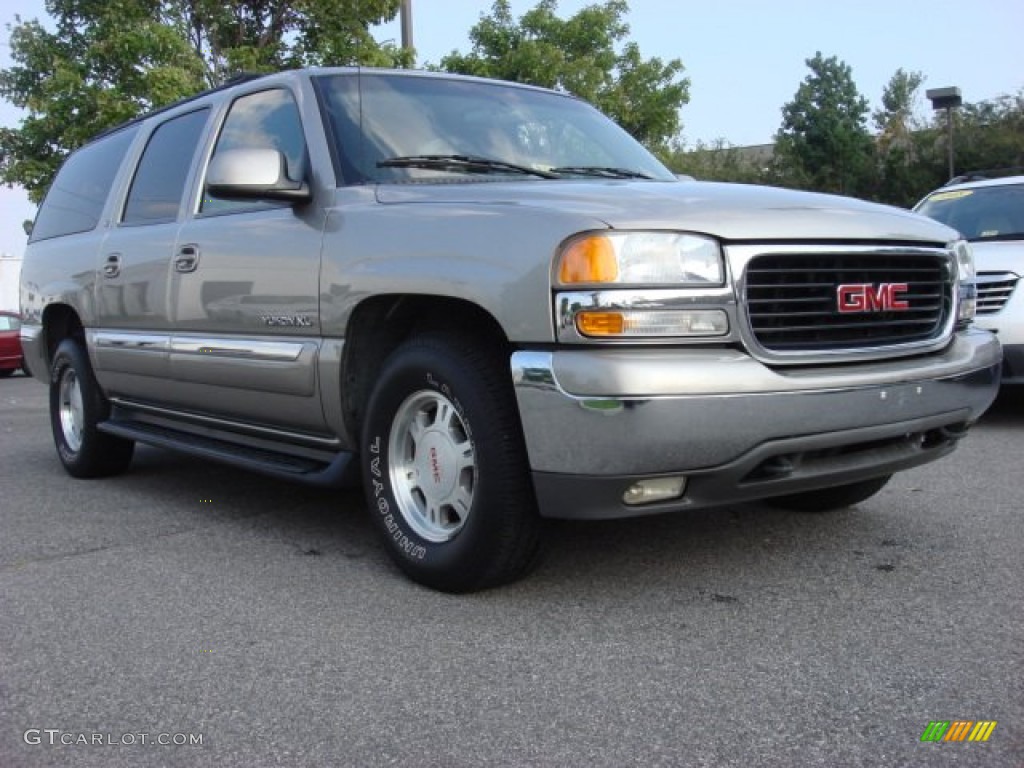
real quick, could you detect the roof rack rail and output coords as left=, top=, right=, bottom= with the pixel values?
left=91, top=71, right=271, bottom=143
left=945, top=166, right=1024, bottom=185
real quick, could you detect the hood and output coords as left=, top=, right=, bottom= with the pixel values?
left=969, top=239, right=1023, bottom=276
left=376, top=179, right=960, bottom=244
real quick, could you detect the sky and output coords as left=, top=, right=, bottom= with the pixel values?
left=1, top=0, right=1022, bottom=260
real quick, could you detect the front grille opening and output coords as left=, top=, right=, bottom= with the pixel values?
left=745, top=252, right=953, bottom=352
left=976, top=272, right=1018, bottom=315
left=741, top=426, right=962, bottom=485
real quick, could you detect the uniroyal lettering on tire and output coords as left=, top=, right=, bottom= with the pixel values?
left=361, top=332, right=542, bottom=593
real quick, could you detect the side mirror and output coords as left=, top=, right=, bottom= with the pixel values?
left=206, top=148, right=311, bottom=203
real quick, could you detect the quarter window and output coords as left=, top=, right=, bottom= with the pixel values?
left=122, top=109, right=209, bottom=225
left=29, top=126, right=139, bottom=242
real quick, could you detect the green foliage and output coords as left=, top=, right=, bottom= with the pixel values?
left=0, top=0, right=408, bottom=202
left=659, top=139, right=777, bottom=185
left=439, top=0, right=689, bottom=148
left=873, top=68, right=924, bottom=139
left=774, top=52, right=874, bottom=196
left=170, top=0, right=410, bottom=83
left=870, top=69, right=936, bottom=207
left=951, top=92, right=1024, bottom=176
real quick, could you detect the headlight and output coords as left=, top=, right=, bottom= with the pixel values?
left=952, top=239, right=974, bottom=281
left=557, top=232, right=724, bottom=286
left=952, top=240, right=976, bottom=323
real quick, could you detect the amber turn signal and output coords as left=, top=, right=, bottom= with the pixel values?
left=558, top=236, right=618, bottom=284
left=576, top=311, right=625, bottom=336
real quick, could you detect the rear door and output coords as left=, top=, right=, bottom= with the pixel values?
left=92, top=108, right=212, bottom=400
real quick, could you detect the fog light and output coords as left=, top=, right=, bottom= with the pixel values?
left=622, top=476, right=687, bottom=506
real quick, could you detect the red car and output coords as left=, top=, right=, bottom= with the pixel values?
left=0, top=311, right=24, bottom=377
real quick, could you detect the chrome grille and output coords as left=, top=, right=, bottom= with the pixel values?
left=975, top=272, right=1018, bottom=315
left=745, top=251, right=952, bottom=352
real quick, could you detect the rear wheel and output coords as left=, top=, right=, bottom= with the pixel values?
left=765, top=475, right=892, bottom=512
left=361, top=332, right=543, bottom=592
left=0, top=369, right=13, bottom=378
left=49, top=339, right=134, bottom=478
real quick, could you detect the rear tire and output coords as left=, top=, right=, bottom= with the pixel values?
left=49, top=339, right=134, bottom=478
left=764, top=475, right=892, bottom=512
left=361, top=332, right=543, bottom=592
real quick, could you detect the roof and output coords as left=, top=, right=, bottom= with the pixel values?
left=943, top=167, right=1024, bottom=188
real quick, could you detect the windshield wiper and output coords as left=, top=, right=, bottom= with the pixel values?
left=550, top=165, right=655, bottom=180
left=377, top=154, right=558, bottom=179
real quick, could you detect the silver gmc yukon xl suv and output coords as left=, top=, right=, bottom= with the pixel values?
left=20, top=69, right=1001, bottom=591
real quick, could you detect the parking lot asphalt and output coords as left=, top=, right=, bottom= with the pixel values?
left=1, top=370, right=1022, bottom=767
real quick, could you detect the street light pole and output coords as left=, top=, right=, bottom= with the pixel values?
left=926, top=86, right=963, bottom=181
left=400, top=0, right=414, bottom=52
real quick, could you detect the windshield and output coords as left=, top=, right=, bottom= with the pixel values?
left=915, top=183, right=1024, bottom=242
left=313, top=73, right=675, bottom=184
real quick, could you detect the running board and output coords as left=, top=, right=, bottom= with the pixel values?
left=98, top=418, right=360, bottom=488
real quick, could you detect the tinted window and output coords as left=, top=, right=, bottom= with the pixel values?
left=202, top=89, right=306, bottom=215
left=29, top=126, right=139, bottom=242
left=123, top=109, right=209, bottom=225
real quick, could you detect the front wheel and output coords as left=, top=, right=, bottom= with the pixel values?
left=764, top=475, right=892, bottom=513
left=361, top=332, right=542, bottom=592
left=49, top=339, right=134, bottom=478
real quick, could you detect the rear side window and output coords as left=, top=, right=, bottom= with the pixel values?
left=122, top=109, right=210, bottom=225
left=29, top=126, right=139, bottom=242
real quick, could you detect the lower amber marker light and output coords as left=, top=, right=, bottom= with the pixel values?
left=576, top=309, right=728, bottom=338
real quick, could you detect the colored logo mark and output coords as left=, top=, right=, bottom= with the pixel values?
left=920, top=720, right=997, bottom=742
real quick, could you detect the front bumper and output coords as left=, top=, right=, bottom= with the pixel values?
left=511, top=330, right=1001, bottom=519
left=974, top=284, right=1024, bottom=383
left=998, top=344, right=1024, bottom=384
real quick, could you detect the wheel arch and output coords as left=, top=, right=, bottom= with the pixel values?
left=340, top=294, right=512, bottom=444
left=41, top=303, right=86, bottom=371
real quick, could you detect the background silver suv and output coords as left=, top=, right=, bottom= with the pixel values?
left=916, top=173, right=1024, bottom=384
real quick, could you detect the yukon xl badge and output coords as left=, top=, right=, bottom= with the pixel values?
left=260, top=314, right=313, bottom=327
left=836, top=283, right=909, bottom=313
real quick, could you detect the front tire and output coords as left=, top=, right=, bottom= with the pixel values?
left=361, top=332, right=542, bottom=592
left=49, top=339, right=134, bottom=478
left=764, top=475, right=892, bottom=512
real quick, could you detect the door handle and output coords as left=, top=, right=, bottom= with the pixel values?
left=102, top=253, right=121, bottom=278
left=175, top=244, right=200, bottom=273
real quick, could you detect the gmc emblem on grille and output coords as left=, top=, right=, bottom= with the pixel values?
left=836, top=283, right=910, bottom=313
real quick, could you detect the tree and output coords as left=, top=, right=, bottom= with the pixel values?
left=0, top=0, right=409, bottom=203
left=951, top=91, right=1024, bottom=174
left=871, top=68, right=935, bottom=207
left=171, top=0, right=409, bottom=84
left=439, top=0, right=689, bottom=148
left=659, top=139, right=777, bottom=185
left=774, top=52, right=874, bottom=196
